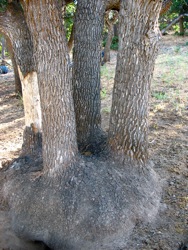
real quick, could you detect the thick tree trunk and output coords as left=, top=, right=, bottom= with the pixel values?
left=0, top=2, right=42, bottom=155
left=108, top=0, right=162, bottom=164
left=6, top=38, right=22, bottom=95
left=72, top=0, right=105, bottom=153
left=21, top=0, right=78, bottom=175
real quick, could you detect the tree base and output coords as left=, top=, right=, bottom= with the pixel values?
left=4, top=157, right=162, bottom=250
left=22, top=125, right=42, bottom=156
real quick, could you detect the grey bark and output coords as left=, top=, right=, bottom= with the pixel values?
left=21, top=0, right=78, bottom=175
left=0, top=2, right=34, bottom=76
left=108, top=0, right=163, bottom=164
left=72, top=0, right=106, bottom=153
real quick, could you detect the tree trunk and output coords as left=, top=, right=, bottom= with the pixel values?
left=21, top=0, right=78, bottom=175
left=72, top=0, right=106, bottom=153
left=103, top=25, right=114, bottom=63
left=0, top=2, right=42, bottom=155
left=103, top=10, right=118, bottom=64
left=6, top=38, right=22, bottom=95
left=179, top=16, right=184, bottom=35
left=108, top=0, right=162, bottom=164
left=114, top=23, right=118, bottom=37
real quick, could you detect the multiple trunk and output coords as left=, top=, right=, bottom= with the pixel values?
left=108, top=0, right=163, bottom=164
left=3, top=0, right=165, bottom=248
left=72, top=0, right=106, bottom=152
left=21, top=0, right=78, bottom=175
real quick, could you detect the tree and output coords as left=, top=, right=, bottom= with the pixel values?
left=6, top=37, right=22, bottom=95
left=0, top=1, right=42, bottom=154
left=103, top=10, right=118, bottom=64
left=4, top=0, right=163, bottom=249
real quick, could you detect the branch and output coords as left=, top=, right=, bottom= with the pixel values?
left=161, top=14, right=188, bottom=35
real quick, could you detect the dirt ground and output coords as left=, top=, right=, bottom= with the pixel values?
left=0, top=34, right=188, bottom=249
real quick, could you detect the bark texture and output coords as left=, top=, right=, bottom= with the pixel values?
left=108, top=0, right=162, bottom=164
left=21, top=0, right=78, bottom=174
left=0, top=2, right=34, bottom=76
left=72, top=0, right=106, bottom=153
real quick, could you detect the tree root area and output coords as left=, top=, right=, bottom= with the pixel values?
left=2, top=155, right=162, bottom=250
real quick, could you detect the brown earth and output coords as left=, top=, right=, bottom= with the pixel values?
left=0, top=34, right=188, bottom=249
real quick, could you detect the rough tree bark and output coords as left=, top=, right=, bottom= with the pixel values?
left=21, top=0, right=78, bottom=174
left=108, top=0, right=162, bottom=164
left=0, top=2, right=42, bottom=155
left=72, top=0, right=106, bottom=153
left=103, top=10, right=118, bottom=64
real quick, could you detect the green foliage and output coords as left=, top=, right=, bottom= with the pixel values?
left=152, top=91, right=167, bottom=100
left=100, top=88, right=107, bottom=99
left=64, top=3, right=76, bottom=40
left=0, top=0, right=7, bottom=11
left=159, top=0, right=188, bottom=34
